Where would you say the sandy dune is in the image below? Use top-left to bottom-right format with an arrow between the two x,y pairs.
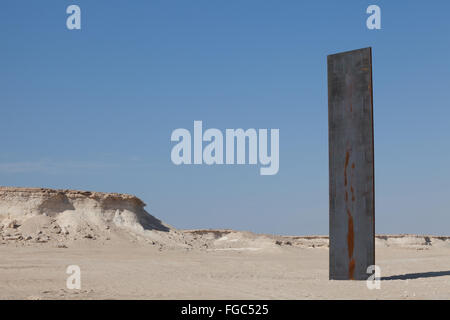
1,187 -> 449,299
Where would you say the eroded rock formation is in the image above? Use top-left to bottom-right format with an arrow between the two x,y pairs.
0,187 -> 172,244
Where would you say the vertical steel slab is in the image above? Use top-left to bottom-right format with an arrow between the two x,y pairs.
328,47 -> 375,280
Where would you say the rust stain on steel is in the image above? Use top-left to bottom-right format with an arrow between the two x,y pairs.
346,209 -> 354,259
345,150 -> 355,279
328,47 -> 375,280
348,258 -> 355,280
344,150 -> 350,186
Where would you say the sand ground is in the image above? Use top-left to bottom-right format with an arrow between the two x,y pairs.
1,241 -> 449,300
0,188 -> 448,299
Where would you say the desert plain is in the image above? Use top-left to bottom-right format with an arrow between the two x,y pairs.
0,187 -> 449,300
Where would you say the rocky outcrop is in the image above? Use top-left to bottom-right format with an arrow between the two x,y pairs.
0,187 -> 172,244
1,187 -> 448,251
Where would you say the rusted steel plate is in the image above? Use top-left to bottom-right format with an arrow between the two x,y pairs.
328,47 -> 375,280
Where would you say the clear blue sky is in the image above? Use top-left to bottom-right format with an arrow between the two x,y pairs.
1,1 -> 449,235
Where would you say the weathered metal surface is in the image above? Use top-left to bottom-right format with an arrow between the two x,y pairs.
328,47 -> 375,280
